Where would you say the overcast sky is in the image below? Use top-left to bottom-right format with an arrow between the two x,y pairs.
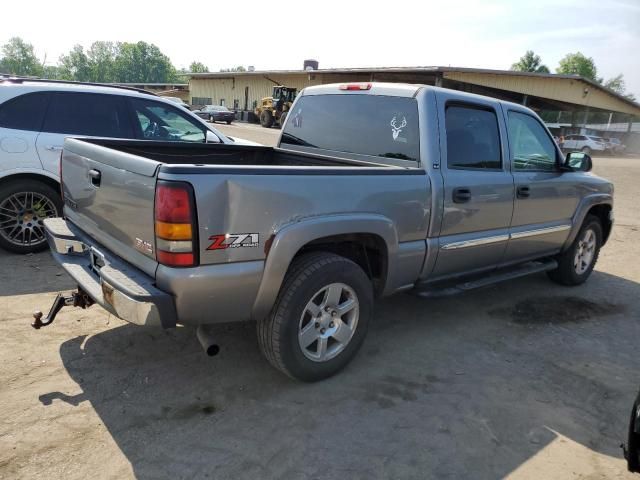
3,0 -> 639,98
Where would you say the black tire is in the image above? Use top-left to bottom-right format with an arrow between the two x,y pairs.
0,180 -> 62,254
581,146 -> 591,155
279,111 -> 288,129
258,252 -> 373,382
260,110 -> 274,128
547,215 -> 602,286
626,391 -> 640,473
209,115 -> 215,123
226,120 -> 232,125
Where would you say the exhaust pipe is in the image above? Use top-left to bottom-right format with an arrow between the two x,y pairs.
196,325 -> 220,357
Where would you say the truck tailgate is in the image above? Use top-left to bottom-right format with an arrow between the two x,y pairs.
61,138 -> 160,276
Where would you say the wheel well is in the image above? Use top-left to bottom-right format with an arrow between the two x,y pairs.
0,173 -> 60,196
587,204 -> 612,244
295,234 -> 388,296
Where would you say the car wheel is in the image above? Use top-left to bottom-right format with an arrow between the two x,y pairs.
226,120 -> 232,125
260,110 -> 274,128
257,252 -> 373,381
279,111 -> 288,129
0,180 -> 62,254
581,146 -> 591,155
626,391 -> 640,473
547,215 -> 602,286
209,115 -> 215,123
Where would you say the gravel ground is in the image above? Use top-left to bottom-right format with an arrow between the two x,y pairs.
0,147 -> 639,479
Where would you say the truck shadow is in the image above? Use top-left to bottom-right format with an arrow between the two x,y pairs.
45,270 -> 639,479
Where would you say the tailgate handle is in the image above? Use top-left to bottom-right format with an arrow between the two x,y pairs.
88,169 -> 101,187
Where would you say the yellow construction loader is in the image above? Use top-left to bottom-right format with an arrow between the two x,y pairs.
255,86 -> 297,128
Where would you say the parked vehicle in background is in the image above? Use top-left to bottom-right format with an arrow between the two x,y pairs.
0,78 -> 255,254
193,105 -> 236,124
562,134 -> 607,155
604,137 -> 626,154
39,83 -> 613,381
162,96 -> 191,110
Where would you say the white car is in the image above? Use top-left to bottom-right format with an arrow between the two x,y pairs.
0,78 -> 257,253
562,134 -> 607,155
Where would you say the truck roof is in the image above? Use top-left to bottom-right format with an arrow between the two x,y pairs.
302,82 -> 422,98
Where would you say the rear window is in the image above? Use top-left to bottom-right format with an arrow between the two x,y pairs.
0,92 -> 50,131
281,94 -> 420,161
42,92 -> 132,138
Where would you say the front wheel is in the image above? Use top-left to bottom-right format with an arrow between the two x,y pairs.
209,115 -> 215,123
260,110 -> 274,128
258,252 -> 373,381
547,215 -> 602,286
0,180 -> 62,254
581,146 -> 592,155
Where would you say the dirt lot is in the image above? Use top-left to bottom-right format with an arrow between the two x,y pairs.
1,144 -> 639,479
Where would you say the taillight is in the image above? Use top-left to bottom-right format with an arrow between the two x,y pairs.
154,181 -> 198,267
339,83 -> 372,91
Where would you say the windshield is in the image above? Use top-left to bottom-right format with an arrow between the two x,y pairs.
281,94 -> 420,161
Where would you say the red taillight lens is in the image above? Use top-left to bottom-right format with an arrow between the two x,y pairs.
339,83 -> 372,91
154,181 -> 197,267
155,184 -> 192,223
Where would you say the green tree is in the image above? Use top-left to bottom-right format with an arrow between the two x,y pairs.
87,41 -> 118,82
510,50 -> 550,73
113,42 -> 177,83
603,73 -> 636,101
556,52 -> 598,81
189,61 -> 208,73
58,45 -> 91,81
220,66 -> 246,72
0,37 -> 43,76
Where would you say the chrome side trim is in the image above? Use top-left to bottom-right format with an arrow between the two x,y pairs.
510,224 -> 571,240
440,224 -> 572,251
441,234 -> 509,250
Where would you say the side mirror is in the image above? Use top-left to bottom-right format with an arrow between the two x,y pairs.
205,130 -> 220,143
564,151 -> 592,172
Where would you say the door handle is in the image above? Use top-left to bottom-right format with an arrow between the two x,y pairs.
517,185 -> 530,199
88,169 -> 101,187
45,145 -> 63,152
452,187 -> 471,203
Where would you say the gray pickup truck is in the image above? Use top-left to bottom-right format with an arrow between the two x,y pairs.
38,82 -> 613,381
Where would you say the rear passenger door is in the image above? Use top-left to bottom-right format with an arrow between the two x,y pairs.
35,92 -> 133,175
431,93 -> 514,279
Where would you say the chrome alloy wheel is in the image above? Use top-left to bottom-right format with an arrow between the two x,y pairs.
574,228 -> 596,275
298,282 -> 360,362
0,192 -> 57,248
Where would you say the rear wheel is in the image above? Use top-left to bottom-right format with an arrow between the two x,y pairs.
0,180 -> 62,254
226,120 -> 232,125
547,215 -> 602,286
260,110 -> 274,128
209,115 -> 215,123
258,252 -> 373,381
581,146 -> 592,155
279,111 -> 288,129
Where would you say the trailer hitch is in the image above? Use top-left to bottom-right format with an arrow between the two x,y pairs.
32,288 -> 94,329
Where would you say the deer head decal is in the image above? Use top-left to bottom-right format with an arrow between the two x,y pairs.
390,115 -> 407,140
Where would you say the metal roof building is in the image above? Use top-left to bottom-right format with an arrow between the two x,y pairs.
188,66 -> 640,128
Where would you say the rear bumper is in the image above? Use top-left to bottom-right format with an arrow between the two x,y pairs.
43,218 -> 177,328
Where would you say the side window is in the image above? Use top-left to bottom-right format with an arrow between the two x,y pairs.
129,98 -> 205,142
42,92 -> 132,138
508,111 -> 557,171
0,92 -> 50,131
445,105 -> 501,169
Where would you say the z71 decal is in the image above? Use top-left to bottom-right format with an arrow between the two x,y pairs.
207,233 -> 259,250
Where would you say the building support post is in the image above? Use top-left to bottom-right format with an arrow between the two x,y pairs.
522,94 -> 528,106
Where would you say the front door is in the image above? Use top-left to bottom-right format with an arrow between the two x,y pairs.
501,107 -> 577,264
431,93 -> 514,279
